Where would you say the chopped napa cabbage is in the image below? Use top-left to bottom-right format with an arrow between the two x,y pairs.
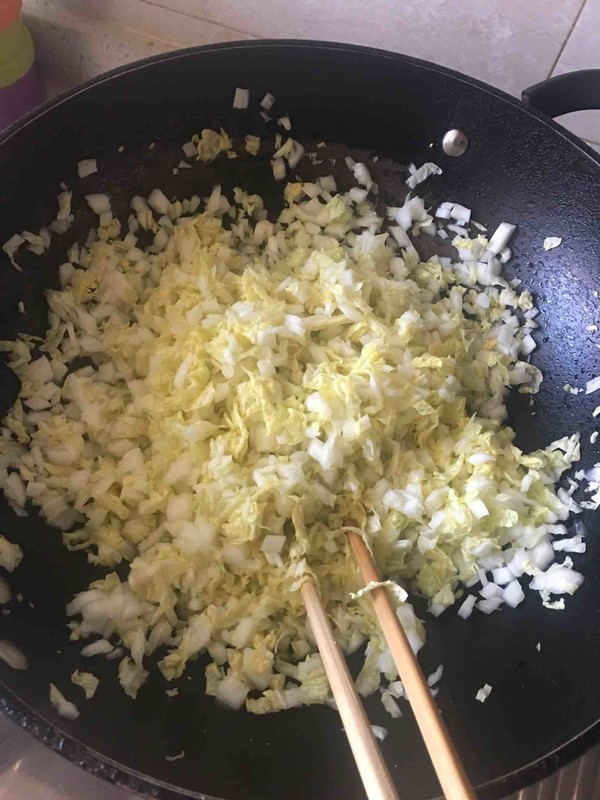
476,683 -> 492,703
543,237 -> 562,251
49,683 -> 80,719
165,750 -> 185,761
0,535 -> 23,572
193,129 -> 233,162
349,580 -> 408,604
71,669 -> 99,699
118,656 -> 148,699
406,162 -> 442,189
371,724 -> 388,741
0,158 -> 585,717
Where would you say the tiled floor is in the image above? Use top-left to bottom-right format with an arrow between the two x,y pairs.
23,0 -> 600,150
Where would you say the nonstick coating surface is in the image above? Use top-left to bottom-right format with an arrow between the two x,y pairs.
1,41 -> 600,800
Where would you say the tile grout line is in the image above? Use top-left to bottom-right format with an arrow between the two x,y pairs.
28,1 -> 258,54
546,0 -> 587,78
137,0 -> 259,40
25,4 -> 187,51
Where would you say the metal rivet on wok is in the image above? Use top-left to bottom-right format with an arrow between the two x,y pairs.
442,129 -> 469,157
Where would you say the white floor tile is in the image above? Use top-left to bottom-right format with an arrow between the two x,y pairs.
553,104 -> 600,146
24,0 -> 173,88
38,0 -> 255,47
23,0 -> 253,91
550,0 -> 600,145
140,0 -> 581,97
552,0 -> 600,73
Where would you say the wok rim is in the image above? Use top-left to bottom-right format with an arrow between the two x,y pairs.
1,37 -> 599,800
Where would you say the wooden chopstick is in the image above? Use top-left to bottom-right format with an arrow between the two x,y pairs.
347,531 -> 476,800
300,579 -> 399,800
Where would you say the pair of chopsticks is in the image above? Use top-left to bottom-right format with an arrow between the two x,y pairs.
300,530 -> 475,800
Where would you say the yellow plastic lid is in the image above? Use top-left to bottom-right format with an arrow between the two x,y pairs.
0,17 -> 35,89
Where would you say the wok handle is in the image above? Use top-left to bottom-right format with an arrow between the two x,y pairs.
522,69 -> 600,117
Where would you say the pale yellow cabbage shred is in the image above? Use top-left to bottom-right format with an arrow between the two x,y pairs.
0,178 -> 580,713
71,669 -> 99,699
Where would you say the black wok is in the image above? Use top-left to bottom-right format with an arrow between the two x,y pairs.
1,41 -> 600,800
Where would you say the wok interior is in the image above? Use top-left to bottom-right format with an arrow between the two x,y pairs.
1,43 -> 600,800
